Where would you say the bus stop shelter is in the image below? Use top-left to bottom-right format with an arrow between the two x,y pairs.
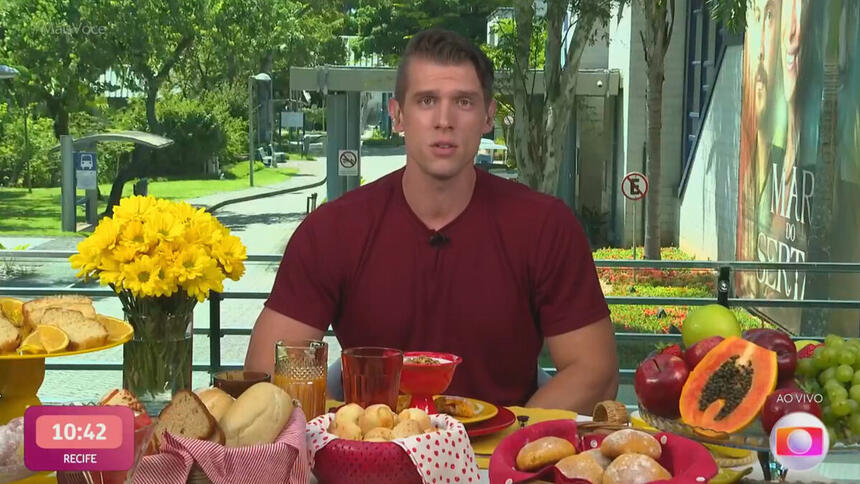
50,131 -> 174,231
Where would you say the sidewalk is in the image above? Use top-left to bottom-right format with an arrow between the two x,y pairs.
186,158 -> 326,209
1,159 -> 326,252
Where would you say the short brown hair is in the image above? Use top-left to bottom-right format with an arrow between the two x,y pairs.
394,28 -> 495,105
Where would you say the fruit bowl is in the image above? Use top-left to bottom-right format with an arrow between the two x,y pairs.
398,352 -> 462,414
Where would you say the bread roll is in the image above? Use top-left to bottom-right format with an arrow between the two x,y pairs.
358,404 -> 396,434
196,387 -> 235,422
580,448 -> 612,469
515,436 -> 577,471
392,419 -> 423,439
599,429 -> 661,460
220,382 -> 293,447
148,391 -> 216,454
602,453 -> 671,484
335,403 -> 364,426
556,454 -> 604,482
398,408 -> 433,432
328,420 -> 362,440
364,427 -> 395,442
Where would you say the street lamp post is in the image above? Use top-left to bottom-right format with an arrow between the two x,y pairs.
0,65 -> 29,193
248,73 -> 271,187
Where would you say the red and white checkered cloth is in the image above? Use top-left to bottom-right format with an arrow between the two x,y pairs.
134,407 -> 309,484
307,412 -> 480,484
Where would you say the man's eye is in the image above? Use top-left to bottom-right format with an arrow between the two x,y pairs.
458,98 -> 473,107
419,97 -> 434,106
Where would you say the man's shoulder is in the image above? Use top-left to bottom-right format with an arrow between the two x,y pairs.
480,170 -> 567,219
301,169 -> 399,229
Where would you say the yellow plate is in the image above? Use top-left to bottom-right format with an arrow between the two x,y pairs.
435,396 -> 499,424
0,315 -> 133,360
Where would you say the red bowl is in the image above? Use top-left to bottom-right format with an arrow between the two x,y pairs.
489,420 -> 719,484
399,352 -> 462,413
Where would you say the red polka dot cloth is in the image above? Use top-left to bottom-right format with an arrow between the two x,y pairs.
307,412 -> 481,484
132,407 -> 310,484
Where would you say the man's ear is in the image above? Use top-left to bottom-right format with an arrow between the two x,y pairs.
388,97 -> 404,133
485,98 -> 497,132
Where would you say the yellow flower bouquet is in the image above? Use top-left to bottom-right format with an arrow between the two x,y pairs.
70,195 -> 246,410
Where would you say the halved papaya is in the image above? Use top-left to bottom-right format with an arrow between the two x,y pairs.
679,336 -> 778,436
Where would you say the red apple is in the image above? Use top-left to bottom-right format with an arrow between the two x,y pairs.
761,389 -> 822,433
684,336 -> 724,369
634,353 -> 690,418
743,328 -> 798,382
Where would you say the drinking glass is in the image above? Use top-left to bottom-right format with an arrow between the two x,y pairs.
274,339 -> 328,419
341,347 -> 403,409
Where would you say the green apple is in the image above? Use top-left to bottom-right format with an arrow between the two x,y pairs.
682,304 -> 742,347
795,340 -> 820,351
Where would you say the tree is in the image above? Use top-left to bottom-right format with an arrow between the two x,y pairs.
351,0 -> 506,65
636,0 -> 676,260
93,0 -> 207,131
176,0 -> 348,93
507,0 -> 615,194
0,0 -> 110,138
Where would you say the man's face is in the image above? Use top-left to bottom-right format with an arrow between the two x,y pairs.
753,0 -> 781,124
781,0 -> 802,103
389,58 -> 495,180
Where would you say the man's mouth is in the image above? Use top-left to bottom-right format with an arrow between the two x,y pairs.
432,142 -> 457,149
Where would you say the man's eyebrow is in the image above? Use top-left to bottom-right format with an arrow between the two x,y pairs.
410,89 -> 481,99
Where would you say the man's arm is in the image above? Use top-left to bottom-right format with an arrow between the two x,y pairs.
526,316 -> 618,414
244,307 -> 325,376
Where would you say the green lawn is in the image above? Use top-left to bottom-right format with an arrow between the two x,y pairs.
0,163 -> 300,235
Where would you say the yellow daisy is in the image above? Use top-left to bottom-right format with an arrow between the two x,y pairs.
122,255 -> 168,298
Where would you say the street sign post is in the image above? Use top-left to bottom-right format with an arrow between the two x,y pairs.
622,171 -> 649,282
74,152 -> 97,190
338,149 -> 359,177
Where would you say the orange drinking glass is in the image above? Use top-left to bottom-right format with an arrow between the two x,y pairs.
274,339 -> 328,419
341,347 -> 403,409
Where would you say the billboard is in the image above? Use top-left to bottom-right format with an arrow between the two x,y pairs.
736,0 -> 860,335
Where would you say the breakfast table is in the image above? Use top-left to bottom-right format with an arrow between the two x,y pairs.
30,402 -> 860,484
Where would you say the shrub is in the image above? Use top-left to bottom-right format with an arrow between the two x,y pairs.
151,95 -> 227,177
0,106 -> 60,188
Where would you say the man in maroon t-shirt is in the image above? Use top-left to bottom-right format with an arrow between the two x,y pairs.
246,29 -> 618,412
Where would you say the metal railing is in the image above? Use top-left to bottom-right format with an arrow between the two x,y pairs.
2,251 -> 859,376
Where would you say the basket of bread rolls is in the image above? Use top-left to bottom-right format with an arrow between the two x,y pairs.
488,419 -> 718,484
131,382 -> 309,484
307,403 -> 480,484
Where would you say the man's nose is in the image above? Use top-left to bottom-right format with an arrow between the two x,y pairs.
435,102 -> 454,129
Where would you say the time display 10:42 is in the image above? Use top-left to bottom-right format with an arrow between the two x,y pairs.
38,415 -> 119,449
25,406 -> 134,471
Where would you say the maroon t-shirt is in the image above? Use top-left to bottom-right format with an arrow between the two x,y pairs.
265,167 -> 609,405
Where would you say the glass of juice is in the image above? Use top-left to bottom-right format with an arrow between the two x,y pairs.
341,347 -> 403,409
274,339 -> 328,419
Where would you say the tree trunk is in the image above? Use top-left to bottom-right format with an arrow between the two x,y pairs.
145,83 -> 160,132
104,148 -> 147,217
510,0 -> 597,196
640,0 -> 675,260
46,97 -> 70,139
644,65 -> 664,260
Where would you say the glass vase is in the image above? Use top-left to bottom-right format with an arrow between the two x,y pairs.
122,307 -> 193,416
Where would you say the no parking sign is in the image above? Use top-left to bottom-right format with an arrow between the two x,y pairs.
622,171 -> 648,201
338,149 -> 359,176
